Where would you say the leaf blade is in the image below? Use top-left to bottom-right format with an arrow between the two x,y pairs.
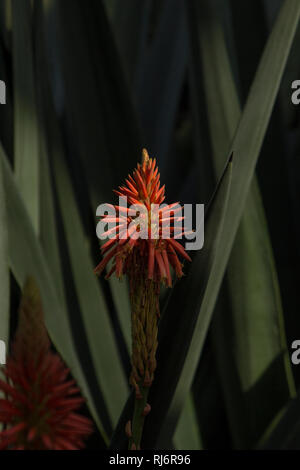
0,147 -> 9,345
0,145 -> 108,443
173,393 -> 203,450
12,0 -> 39,233
195,0 -> 295,446
144,0 -> 300,447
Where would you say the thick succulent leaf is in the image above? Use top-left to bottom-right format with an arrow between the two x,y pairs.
136,0 -> 189,166
0,145 -> 108,443
0,13 -> 12,159
38,1 -> 132,431
193,0 -> 295,447
37,91 -> 112,438
230,1 -> 300,353
263,0 -> 300,126
12,0 -> 39,233
0,1 -> 11,414
104,0 -> 150,83
264,0 -> 300,298
142,157 -> 233,449
49,117 -> 130,428
38,117 -> 65,304
109,277 -> 131,352
33,9 -> 65,302
0,148 -> 9,345
262,393 -> 300,449
0,0 -> 11,49
48,0 -> 141,197
173,393 -> 203,450
143,0 -> 300,448
192,337 -> 232,449
43,0 -> 136,355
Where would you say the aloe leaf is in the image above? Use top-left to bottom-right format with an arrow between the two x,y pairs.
136,0 -> 189,165
173,394 -> 203,450
192,339 -> 232,449
265,0 -> 300,126
36,10 -> 130,420
35,28 -> 130,424
0,149 -> 9,345
262,393 -> 300,449
38,119 -> 65,304
43,0 -> 137,356
0,0 -> 11,51
104,0 -> 150,83
34,11 -> 65,302
143,0 -> 300,448
0,145 -> 108,443
143,157 -> 233,448
193,0 -> 295,447
12,0 -> 39,233
0,7 -> 12,158
49,119 -> 130,428
49,0 -> 140,196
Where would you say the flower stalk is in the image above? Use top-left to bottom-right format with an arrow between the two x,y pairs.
127,249 -> 159,449
128,385 -> 149,450
95,149 -> 191,449
128,249 -> 159,397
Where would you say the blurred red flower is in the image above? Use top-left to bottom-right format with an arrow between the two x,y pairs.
0,278 -> 93,450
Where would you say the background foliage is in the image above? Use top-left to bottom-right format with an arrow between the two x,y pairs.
0,0 -> 300,449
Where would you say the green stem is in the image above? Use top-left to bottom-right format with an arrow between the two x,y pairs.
129,385 -> 149,450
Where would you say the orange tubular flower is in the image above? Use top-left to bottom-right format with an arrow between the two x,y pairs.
0,278 -> 93,450
94,148 -> 191,287
94,149 -> 191,450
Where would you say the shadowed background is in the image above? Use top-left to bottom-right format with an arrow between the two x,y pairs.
0,0 -> 300,450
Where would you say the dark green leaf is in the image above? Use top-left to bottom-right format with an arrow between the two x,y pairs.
12,0 -> 39,233
0,146 -> 9,344
144,157 -> 233,448
173,393 -> 203,450
262,393 -> 300,449
194,0 -> 295,447
0,144 -> 108,443
136,0 -> 188,163
145,0 -> 300,447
